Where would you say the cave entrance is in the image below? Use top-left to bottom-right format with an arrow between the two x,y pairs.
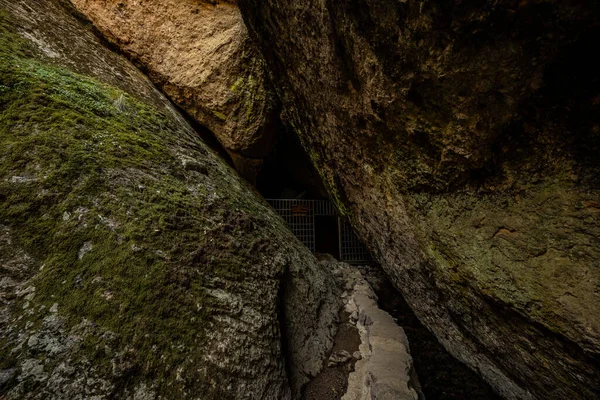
255,126 -> 371,263
266,199 -> 372,264
315,215 -> 339,258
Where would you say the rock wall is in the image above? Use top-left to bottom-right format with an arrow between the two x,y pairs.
0,1 -> 338,398
237,0 -> 600,399
69,0 -> 278,182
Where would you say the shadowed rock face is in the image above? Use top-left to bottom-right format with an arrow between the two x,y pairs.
70,0 -> 278,181
0,0 -> 338,398
237,0 -> 600,398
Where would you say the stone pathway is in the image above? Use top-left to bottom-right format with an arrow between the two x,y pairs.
304,256 -> 423,400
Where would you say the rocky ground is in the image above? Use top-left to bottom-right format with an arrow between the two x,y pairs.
363,266 -> 501,400
305,258 -> 502,400
305,256 -> 423,400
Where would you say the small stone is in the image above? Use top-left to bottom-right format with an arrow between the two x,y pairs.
50,303 -> 59,313
0,277 -> 16,289
27,335 -> 39,348
17,286 -> 35,298
20,359 -> 47,382
182,159 -> 208,174
78,241 -> 93,260
133,383 -> 156,400
328,350 -> 352,367
10,175 -> 36,183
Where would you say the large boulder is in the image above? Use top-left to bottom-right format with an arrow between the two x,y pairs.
0,0 -> 338,398
70,0 -> 278,181
237,0 -> 600,399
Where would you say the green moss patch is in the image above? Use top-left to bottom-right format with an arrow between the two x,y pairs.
0,10 -> 282,397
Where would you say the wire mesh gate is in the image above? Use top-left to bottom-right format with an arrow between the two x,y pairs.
339,219 -> 372,264
267,199 -> 372,264
267,199 -> 316,252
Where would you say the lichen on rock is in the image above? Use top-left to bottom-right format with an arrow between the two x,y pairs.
69,0 -> 279,173
0,1 -> 339,398
238,0 -> 600,398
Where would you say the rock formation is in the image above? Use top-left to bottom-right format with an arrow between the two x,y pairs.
238,0 -> 600,399
338,262 -> 423,400
303,256 -> 423,400
69,0 -> 278,182
0,0 -> 339,398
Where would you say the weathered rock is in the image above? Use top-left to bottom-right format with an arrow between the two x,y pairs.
328,350 -> 352,367
238,0 -> 600,399
69,0 -> 278,169
304,256 -> 422,400
337,262 -> 423,400
343,280 -> 422,400
0,1 -> 338,398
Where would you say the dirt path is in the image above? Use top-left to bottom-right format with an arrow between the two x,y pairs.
303,257 -> 422,400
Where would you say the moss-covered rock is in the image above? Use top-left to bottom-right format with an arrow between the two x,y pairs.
69,0 -> 279,182
0,1 -> 339,398
238,0 -> 600,399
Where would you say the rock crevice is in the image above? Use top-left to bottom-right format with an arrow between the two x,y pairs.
237,0 -> 600,398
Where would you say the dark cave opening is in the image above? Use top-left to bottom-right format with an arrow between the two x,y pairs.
256,124 -> 370,264
315,215 -> 340,259
256,125 -> 328,200
192,117 -> 499,398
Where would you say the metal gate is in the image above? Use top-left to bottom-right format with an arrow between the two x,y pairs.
339,219 -> 372,264
267,199 -> 316,252
267,199 -> 372,264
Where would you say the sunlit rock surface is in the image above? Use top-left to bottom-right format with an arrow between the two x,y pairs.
70,0 -> 278,180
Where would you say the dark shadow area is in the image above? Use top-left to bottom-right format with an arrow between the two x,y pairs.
362,266 -> 501,400
315,216 -> 339,259
174,104 -> 235,169
303,311 -> 360,400
539,25 -> 600,188
256,127 -> 328,199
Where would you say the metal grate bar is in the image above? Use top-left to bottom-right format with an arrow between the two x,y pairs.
339,218 -> 372,264
267,199 -> 315,252
266,199 -> 372,264
314,200 -> 336,216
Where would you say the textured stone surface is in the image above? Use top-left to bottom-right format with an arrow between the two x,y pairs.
69,0 -> 278,163
238,1 -> 600,399
338,262 -> 423,400
0,1 -> 338,398
303,256 -> 423,400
